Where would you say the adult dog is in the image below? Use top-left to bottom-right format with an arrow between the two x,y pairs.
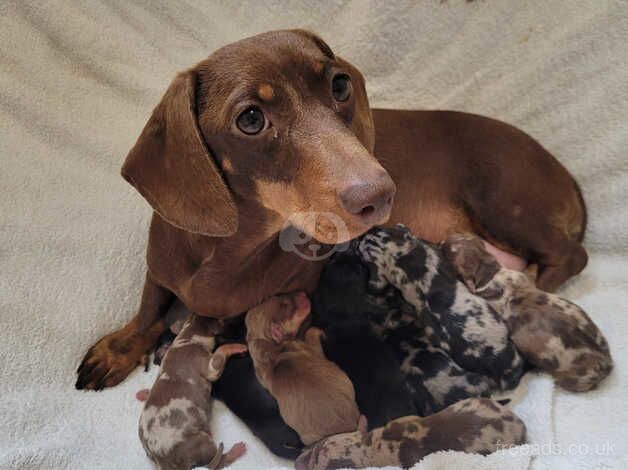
76,29 -> 586,391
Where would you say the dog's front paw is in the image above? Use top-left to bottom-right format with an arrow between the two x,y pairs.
76,329 -> 154,390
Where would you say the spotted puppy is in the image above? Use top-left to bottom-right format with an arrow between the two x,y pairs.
443,233 -> 613,392
139,314 -> 247,470
357,226 -> 525,403
315,245 -> 494,416
295,397 -> 526,470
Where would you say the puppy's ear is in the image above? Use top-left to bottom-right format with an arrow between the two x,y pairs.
463,278 -> 477,293
270,322 -> 284,343
474,257 -> 500,289
121,70 -> 238,236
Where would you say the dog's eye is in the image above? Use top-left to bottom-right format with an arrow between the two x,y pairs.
236,106 -> 266,135
332,74 -> 351,102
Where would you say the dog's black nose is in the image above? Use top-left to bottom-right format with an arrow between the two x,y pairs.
340,171 -> 396,224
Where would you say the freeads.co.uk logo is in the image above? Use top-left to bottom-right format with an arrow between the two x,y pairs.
278,212 -> 350,261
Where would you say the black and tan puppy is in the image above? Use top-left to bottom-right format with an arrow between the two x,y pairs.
443,233 -> 613,392
246,292 -> 362,445
295,397 -> 526,470
138,315 -> 246,470
211,316 -> 304,459
311,247 -> 417,429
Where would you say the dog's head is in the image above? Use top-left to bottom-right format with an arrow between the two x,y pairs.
122,30 -> 395,243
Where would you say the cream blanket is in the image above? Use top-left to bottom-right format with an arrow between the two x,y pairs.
1,1 -> 627,469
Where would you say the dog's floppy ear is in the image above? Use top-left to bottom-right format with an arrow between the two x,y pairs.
121,70 -> 238,236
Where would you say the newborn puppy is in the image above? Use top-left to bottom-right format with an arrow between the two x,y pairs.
139,315 -> 247,470
385,321 -> 498,416
358,225 -> 525,391
443,233 -> 613,392
246,292 -> 362,445
211,316 -> 304,459
295,397 -> 526,470
312,247 -> 417,428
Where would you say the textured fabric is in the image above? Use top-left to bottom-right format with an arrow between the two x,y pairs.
1,1 -> 627,469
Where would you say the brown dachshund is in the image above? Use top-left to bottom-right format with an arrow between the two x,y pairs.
76,29 -> 587,391
245,292 -> 362,445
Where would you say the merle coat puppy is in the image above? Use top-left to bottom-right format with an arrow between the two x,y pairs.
210,316 -> 304,459
358,226 -> 525,403
311,247 -> 417,428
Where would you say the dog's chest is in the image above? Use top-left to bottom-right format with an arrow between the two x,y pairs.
182,243 -> 324,317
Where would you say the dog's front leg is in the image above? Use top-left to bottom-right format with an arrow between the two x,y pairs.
76,272 -> 173,390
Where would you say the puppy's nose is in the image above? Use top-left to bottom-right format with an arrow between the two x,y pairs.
340,171 -> 396,224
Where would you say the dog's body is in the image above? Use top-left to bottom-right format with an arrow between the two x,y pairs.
76,30 -> 587,394
294,397 -> 526,470
138,315 -> 246,470
246,293 -> 362,445
443,233 -> 612,392
312,248 -> 417,428
357,226 -> 525,400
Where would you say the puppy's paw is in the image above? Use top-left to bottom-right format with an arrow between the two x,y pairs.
225,442 -> 247,461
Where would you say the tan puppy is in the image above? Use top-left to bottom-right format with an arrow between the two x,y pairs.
295,397 -> 526,470
139,315 -> 247,470
442,233 -> 613,392
246,292 -> 362,445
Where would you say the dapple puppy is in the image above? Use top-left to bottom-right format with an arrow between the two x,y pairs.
139,315 -> 246,470
246,292 -> 362,445
295,397 -> 526,470
314,245 -> 493,417
442,233 -> 613,392
358,226 -> 525,391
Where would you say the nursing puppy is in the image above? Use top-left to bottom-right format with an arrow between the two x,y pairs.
384,321 -> 498,416
139,315 -> 246,470
211,316 -> 304,459
312,247 -> 417,428
358,226 -> 525,391
295,397 -> 526,470
443,233 -> 613,392
246,292 -> 362,445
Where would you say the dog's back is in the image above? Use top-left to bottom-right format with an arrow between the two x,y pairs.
271,341 -> 361,445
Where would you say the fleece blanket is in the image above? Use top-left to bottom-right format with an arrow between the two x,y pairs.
1,1 -> 627,469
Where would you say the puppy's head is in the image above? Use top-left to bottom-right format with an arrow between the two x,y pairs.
441,233 -> 501,292
122,30 -> 395,242
246,292 -> 311,343
312,247 -> 371,324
